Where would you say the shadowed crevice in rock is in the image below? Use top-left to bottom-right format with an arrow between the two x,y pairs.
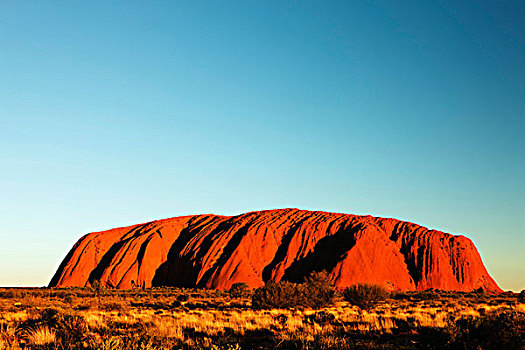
87,239 -> 129,286
281,223 -> 361,283
389,221 -> 421,287
151,217 -> 215,287
197,223 -> 251,288
261,212 -> 318,282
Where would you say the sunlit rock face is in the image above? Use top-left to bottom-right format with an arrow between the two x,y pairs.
49,208 -> 501,293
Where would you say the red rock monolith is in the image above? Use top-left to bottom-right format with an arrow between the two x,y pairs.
49,209 -> 501,293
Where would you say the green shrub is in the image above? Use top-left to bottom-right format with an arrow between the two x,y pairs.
252,281 -> 303,309
252,271 -> 335,309
304,310 -> 336,325
519,290 -> 525,303
63,293 -> 76,304
342,283 -> 389,310
176,294 -> 190,302
302,271 -> 335,309
0,289 -> 20,299
41,308 -> 87,344
436,310 -> 525,349
100,301 -> 124,311
228,283 -> 251,298
91,280 -> 107,297
416,290 -> 440,301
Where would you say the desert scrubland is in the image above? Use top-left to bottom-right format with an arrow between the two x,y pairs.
0,283 -> 523,350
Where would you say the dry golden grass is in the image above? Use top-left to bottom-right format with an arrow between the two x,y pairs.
0,287 -> 523,349
24,326 -> 56,345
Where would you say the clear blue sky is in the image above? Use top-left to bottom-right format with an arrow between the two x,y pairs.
1,1 -> 523,291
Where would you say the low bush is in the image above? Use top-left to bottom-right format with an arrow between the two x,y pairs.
228,283 -> 251,298
252,271 -> 335,309
19,308 -> 87,347
420,310 -> 525,349
416,290 -> 440,301
100,301 -> 125,311
43,308 -> 87,344
304,311 -> 336,325
176,294 -> 190,302
302,271 -> 336,309
449,310 -> 524,349
342,283 -> 389,310
0,290 -> 20,299
252,281 -> 303,309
